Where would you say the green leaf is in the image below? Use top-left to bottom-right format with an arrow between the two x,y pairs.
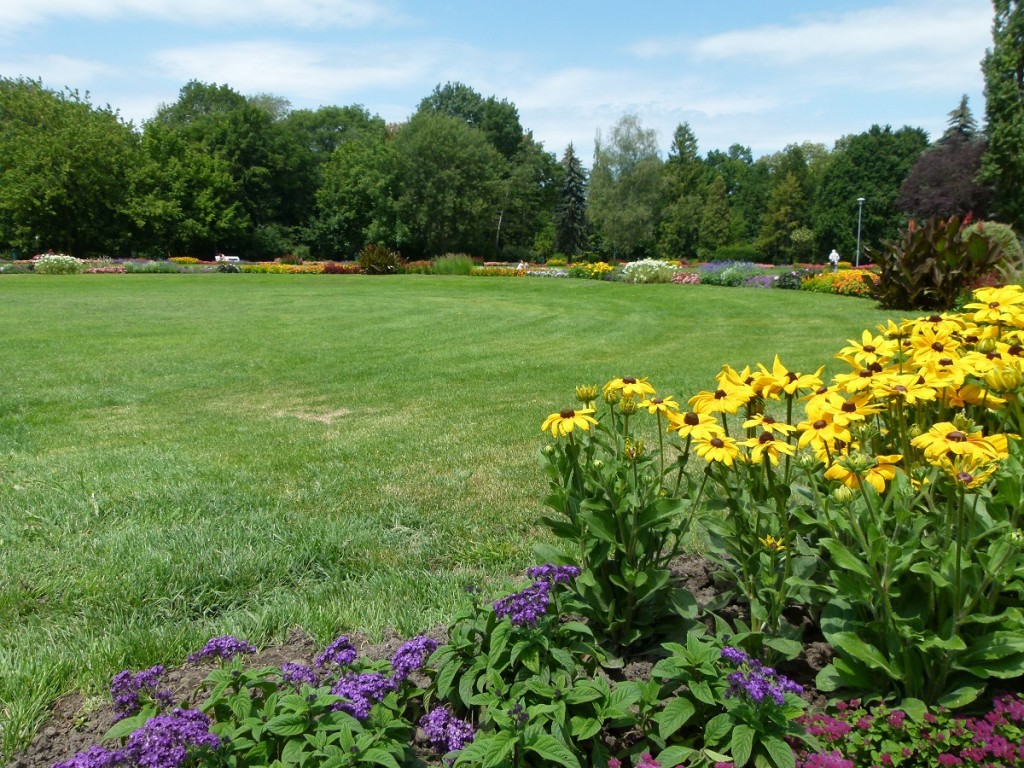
704,712 -> 732,745
656,696 -> 696,741
937,683 -> 984,709
524,732 -> 581,768
488,618 -> 513,660
362,747 -> 402,768
570,715 -> 603,740
821,539 -> 872,579
655,745 -> 697,768
102,708 -> 155,741
731,724 -> 754,767
265,712 -> 307,737
829,632 -> 894,674
763,736 -> 796,768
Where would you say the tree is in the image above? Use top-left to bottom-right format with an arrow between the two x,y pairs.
813,125 -> 929,259
705,144 -> 766,242
145,81 -> 298,257
417,82 -> 523,161
554,143 -> 588,257
898,96 -> 992,219
657,122 -> 707,260
757,172 -> 809,263
981,1 -> 1024,229
590,114 -> 664,260
698,174 -> 732,257
309,121 -> 396,259
0,78 -> 138,257
391,113 -> 505,257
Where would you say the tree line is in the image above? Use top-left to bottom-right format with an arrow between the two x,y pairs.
2,1 -> 1020,265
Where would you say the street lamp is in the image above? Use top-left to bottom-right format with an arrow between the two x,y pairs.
855,197 -> 865,268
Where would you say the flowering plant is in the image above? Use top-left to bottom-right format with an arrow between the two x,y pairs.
617,259 -> 680,284
33,253 -> 84,274
538,380 -> 699,652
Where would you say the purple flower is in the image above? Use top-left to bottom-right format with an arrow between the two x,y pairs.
390,635 -> 438,683
493,581 -> 550,626
797,751 -> 855,768
315,635 -> 358,668
121,708 -> 220,768
53,746 -> 126,768
187,635 -> 255,664
636,753 -> 661,768
721,648 -> 802,706
330,671 -> 395,720
526,564 -> 581,585
280,662 -> 319,688
110,665 -> 174,721
420,706 -> 476,753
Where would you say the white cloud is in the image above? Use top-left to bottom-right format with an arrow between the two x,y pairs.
0,54 -> 120,89
633,0 -> 991,93
0,0 -> 400,29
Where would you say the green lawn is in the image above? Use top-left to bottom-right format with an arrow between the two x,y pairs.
0,274 -> 900,755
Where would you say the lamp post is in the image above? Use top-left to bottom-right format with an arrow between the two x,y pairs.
855,197 -> 865,268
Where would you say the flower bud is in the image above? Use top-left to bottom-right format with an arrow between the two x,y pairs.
906,423 -> 923,439
591,459 -> 604,470
619,396 -> 638,415
833,485 -> 855,503
603,388 -> 622,405
541,444 -> 555,456
575,384 -> 598,406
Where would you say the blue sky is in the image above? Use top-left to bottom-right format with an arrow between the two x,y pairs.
0,0 -> 993,163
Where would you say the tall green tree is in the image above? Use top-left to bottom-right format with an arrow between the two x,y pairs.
590,114 -> 664,260
813,125 -> 929,260
982,0 -> 1024,228
392,113 -> 505,257
657,122 -> 707,260
309,121 -> 396,259
698,174 -> 732,257
757,172 -> 809,263
554,143 -> 588,257
0,78 -> 138,257
417,82 -> 524,161
705,144 -> 766,242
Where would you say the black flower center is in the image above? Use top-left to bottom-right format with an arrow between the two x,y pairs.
622,376 -> 636,384
684,412 -> 700,426
946,431 -> 967,442
711,438 -> 725,448
813,419 -> 827,430
559,409 -> 575,419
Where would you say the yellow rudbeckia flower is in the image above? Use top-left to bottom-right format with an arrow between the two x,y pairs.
541,407 -> 598,438
639,395 -> 680,415
666,410 -> 721,441
694,433 -> 742,466
824,454 -> 902,493
742,431 -> 796,465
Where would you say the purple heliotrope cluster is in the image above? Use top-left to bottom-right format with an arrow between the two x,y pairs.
419,706 -> 475,753
186,635 -> 256,664
493,563 -> 579,627
391,635 -> 438,683
314,634 -> 357,668
280,662 -> 319,688
720,646 -> 803,706
54,709 -> 219,768
110,665 -> 173,721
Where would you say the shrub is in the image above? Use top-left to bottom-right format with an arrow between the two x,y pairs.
216,263 -> 241,273
33,253 -> 84,274
963,220 -> 1023,266
867,216 -> 1006,310
402,260 -> 432,274
618,258 -> 679,284
124,260 -> 182,273
470,267 -> 519,276
743,275 -> 777,289
546,256 -> 568,267
776,269 -> 813,290
698,260 -> 758,287
321,261 -> 360,275
431,253 -> 476,275
672,271 -> 700,285
801,269 -> 877,297
795,694 -> 1024,767
358,243 -> 402,275
568,262 -> 614,280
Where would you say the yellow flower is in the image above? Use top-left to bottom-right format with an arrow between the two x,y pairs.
837,330 -> 898,368
742,431 -> 796,465
870,372 -> 937,405
910,422 -> 1001,463
965,285 -> 1024,325
796,412 -> 851,452
759,535 -> 786,552
940,383 -> 1005,410
751,356 -> 823,399
575,384 -> 598,406
742,413 -> 796,435
819,391 -> 884,426
909,326 -> 961,367
933,452 -> 1001,488
639,395 -> 680,415
541,407 -> 598,437
832,362 -> 887,393
666,410 -> 721,441
694,433 -> 742,466
603,376 -> 656,400
824,454 -> 902,493
689,386 -> 752,415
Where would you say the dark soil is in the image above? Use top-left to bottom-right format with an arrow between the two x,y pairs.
5,556 -> 833,768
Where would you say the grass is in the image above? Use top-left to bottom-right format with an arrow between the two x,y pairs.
0,274 -> 900,756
